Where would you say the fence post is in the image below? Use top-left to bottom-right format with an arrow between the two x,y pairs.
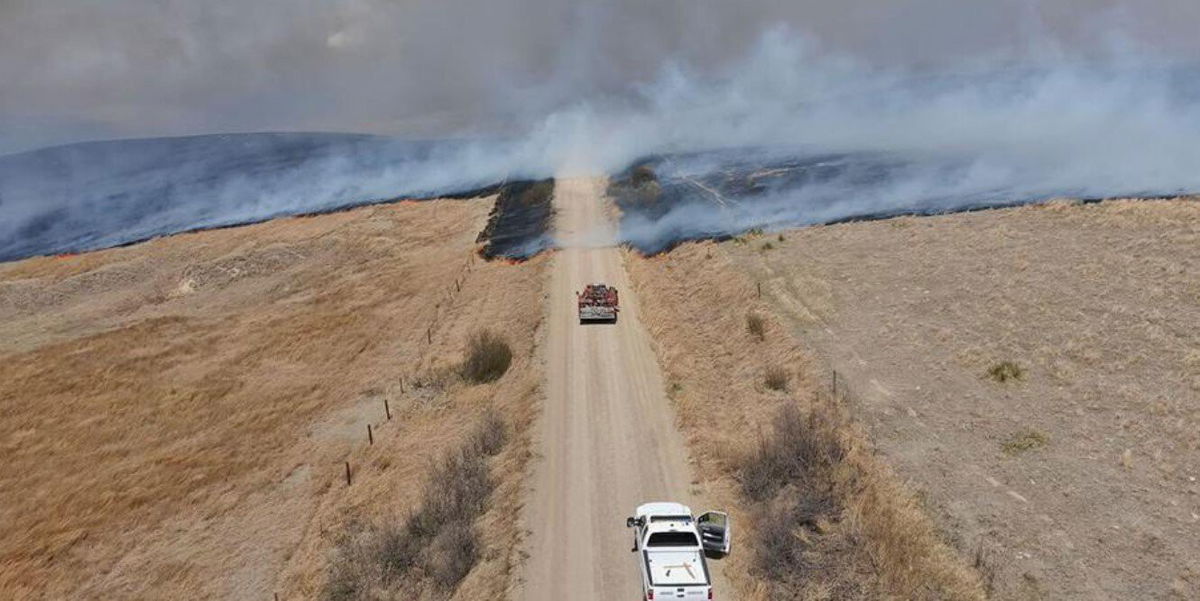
368,424 -> 374,445
345,461 -> 352,486
384,397 -> 391,420
832,369 -> 838,399
757,282 -> 762,298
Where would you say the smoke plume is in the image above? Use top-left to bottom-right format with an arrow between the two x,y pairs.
2,1 -> 1199,259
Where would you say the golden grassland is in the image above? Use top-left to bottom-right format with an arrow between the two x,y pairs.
0,199 -> 547,600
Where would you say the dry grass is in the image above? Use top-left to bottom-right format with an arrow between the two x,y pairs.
1002,429 -> 1049,455
742,399 -> 987,600
627,241 -> 986,601
324,415 -> 509,601
0,198 -> 548,600
720,198 -> 1200,600
742,404 -> 868,597
746,312 -> 766,340
763,365 -> 790,391
740,404 -> 843,504
470,409 -> 509,457
461,330 -> 513,384
986,360 -> 1024,383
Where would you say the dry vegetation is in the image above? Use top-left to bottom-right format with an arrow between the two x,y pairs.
986,361 -> 1025,383
460,331 -> 514,384
0,198 -> 548,600
746,312 -> 766,340
719,198 -> 1200,599
324,412 -> 509,601
1001,429 -> 1049,456
762,365 -> 790,391
627,243 -> 986,601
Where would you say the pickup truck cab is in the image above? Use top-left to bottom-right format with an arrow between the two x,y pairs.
626,502 -> 732,600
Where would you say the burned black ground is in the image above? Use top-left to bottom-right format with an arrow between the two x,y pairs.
608,148 -> 1196,254
475,180 -> 555,260
0,133 -> 522,262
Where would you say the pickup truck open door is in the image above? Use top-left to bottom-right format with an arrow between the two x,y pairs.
697,511 -> 731,558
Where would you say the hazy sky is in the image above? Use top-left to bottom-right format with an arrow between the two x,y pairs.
3,0 -> 1199,154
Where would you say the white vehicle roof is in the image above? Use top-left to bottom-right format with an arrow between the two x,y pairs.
635,501 -> 692,518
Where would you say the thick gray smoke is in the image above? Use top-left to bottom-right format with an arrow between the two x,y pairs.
2,1 -> 1199,258
6,0 -> 1200,153
545,31 -> 1200,249
0,135 -> 551,260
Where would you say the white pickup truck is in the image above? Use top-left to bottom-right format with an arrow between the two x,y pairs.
626,502 -> 731,600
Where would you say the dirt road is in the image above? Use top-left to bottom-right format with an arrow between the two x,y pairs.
518,178 -> 720,600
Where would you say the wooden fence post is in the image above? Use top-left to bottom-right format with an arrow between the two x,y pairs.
345,461 -> 352,486
368,424 -> 374,445
384,397 -> 391,420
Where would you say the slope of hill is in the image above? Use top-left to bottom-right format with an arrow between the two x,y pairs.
0,198 -> 548,600
708,198 -> 1198,599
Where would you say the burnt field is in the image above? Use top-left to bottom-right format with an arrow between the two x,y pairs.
5,133 -> 1200,265
475,180 -> 555,260
0,133 -> 547,262
609,148 -> 1199,254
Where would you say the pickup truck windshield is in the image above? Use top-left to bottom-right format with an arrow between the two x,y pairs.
647,532 -> 700,547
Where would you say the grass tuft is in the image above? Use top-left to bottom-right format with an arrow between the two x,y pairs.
469,409 -> 509,457
763,365 -> 790,391
985,360 -> 1024,382
1002,429 -> 1048,455
461,330 -> 513,384
746,312 -> 766,341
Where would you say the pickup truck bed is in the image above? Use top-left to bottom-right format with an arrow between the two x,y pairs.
644,548 -> 709,587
